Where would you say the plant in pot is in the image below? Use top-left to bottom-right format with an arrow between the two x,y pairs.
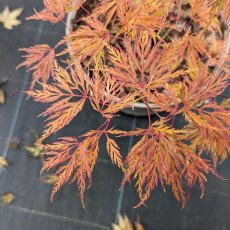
18,0 -> 230,208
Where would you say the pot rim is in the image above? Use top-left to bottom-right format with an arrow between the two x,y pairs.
66,10 -> 161,109
65,9 -> 230,110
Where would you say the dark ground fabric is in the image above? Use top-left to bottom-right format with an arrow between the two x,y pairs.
0,1 -> 229,229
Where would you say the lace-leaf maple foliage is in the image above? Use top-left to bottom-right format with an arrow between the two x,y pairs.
18,0 -> 230,208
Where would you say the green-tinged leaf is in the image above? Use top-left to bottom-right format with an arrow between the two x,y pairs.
40,174 -> 59,185
21,145 -> 44,158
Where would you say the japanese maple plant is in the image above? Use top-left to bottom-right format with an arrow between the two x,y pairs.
18,0 -> 230,208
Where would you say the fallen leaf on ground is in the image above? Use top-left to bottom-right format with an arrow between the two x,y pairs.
9,138 -> 21,149
0,6 -> 23,30
0,89 -> 5,104
40,174 -> 58,185
29,130 -> 40,139
21,145 -> 44,158
0,156 -> 8,169
112,215 -> 144,230
1,193 -> 15,204
135,222 -> 144,230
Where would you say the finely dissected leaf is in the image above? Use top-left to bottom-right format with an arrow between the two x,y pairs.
106,136 -> 124,170
221,0 -> 230,20
121,121 -> 216,207
0,156 -> 8,169
18,0 -> 230,209
26,63 -> 89,142
66,17 -> 110,62
90,72 -> 139,117
184,103 -> 230,166
28,0 -> 65,23
92,0 -> 117,25
190,0 -> 221,33
116,0 -> 172,39
1,193 -> 15,205
65,0 -> 87,11
0,6 -> 23,30
40,174 -> 59,185
17,44 -> 56,88
178,70 -> 229,110
42,135 -> 100,208
107,129 -> 126,135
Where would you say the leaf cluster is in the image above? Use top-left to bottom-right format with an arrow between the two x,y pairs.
18,0 -> 230,208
